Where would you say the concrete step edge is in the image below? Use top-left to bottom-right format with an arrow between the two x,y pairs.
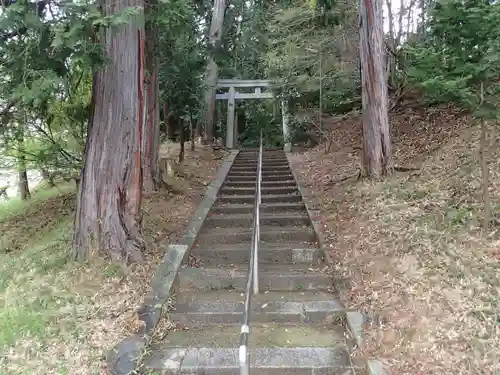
197,226 -> 315,236
211,203 -> 307,214
219,193 -> 301,199
206,213 -> 309,220
172,298 -> 345,315
145,347 -> 352,372
223,181 -> 296,186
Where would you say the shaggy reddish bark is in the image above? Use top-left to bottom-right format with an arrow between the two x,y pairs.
143,0 -> 160,192
359,0 -> 393,178
72,0 -> 146,262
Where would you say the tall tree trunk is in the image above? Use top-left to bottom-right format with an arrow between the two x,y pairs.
18,166 -> 30,200
419,0 -> 425,36
396,0 -> 405,47
359,0 -> 392,178
163,103 -> 169,137
72,0 -> 146,263
384,0 -> 396,87
40,168 -> 56,188
195,116 -> 202,139
202,0 -> 226,144
179,120 -> 185,163
189,113 -> 195,151
143,0 -> 160,192
166,105 -> 176,141
17,118 -> 30,200
479,83 -> 490,229
169,116 -> 180,141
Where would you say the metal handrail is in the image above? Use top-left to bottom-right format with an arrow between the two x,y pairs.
239,131 -> 263,375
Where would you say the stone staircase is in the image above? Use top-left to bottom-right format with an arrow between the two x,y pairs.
144,149 -> 359,374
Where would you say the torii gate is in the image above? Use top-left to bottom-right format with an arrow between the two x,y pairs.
215,79 -> 291,152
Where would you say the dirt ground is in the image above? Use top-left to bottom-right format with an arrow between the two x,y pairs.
0,142 -> 226,375
290,105 -> 500,375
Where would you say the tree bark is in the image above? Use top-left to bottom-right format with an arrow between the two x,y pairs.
18,164 -> 30,200
479,83 -> 490,229
384,0 -> 396,87
419,0 -> 425,36
179,120 -> 185,163
396,0 -> 405,48
202,0 -> 226,144
189,113 -> 195,151
195,116 -> 202,139
17,118 -> 30,200
143,0 -> 160,192
72,0 -> 146,263
41,168 -> 56,187
359,0 -> 393,178
165,105 -> 176,141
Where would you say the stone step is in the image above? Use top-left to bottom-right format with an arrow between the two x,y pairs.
197,226 -> 316,245
261,167 -> 291,173
227,171 -> 258,177
229,166 -> 289,173
149,322 -> 346,348
145,347 -> 355,375
230,162 -> 290,168
229,166 -> 258,171
226,171 -> 293,179
228,167 -> 291,175
219,186 -> 298,196
224,180 -> 296,188
190,243 -> 322,264
231,163 -> 289,170
178,264 -> 331,292
263,186 -> 297,194
261,170 -> 293,177
218,193 -> 302,204
204,213 -> 311,228
234,156 -> 287,161
233,159 -> 288,164
224,175 -> 257,182
261,174 -> 294,182
171,290 -> 344,327
219,186 -> 256,195
211,202 -> 306,215
236,153 -> 286,157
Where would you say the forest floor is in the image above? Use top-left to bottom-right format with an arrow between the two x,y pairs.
0,142 -> 225,375
290,104 -> 500,375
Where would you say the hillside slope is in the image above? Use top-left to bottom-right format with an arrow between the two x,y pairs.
0,143 -> 224,375
291,105 -> 499,375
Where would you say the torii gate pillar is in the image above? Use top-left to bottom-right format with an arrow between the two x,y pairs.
281,99 -> 291,152
225,86 -> 236,149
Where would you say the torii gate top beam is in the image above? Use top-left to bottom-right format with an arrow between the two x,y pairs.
216,79 -> 274,100
216,79 -> 272,88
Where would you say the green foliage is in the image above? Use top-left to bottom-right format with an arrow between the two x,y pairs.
265,1 -> 359,115
0,0 -> 101,177
406,0 -> 500,116
156,0 -> 205,126
0,0 -> 141,178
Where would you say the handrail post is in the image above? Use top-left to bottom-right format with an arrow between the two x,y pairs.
239,339 -> 249,375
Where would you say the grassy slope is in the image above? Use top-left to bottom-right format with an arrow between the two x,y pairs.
291,105 -> 499,375
0,144 -> 224,375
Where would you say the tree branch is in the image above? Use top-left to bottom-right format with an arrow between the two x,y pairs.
0,0 -> 50,43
